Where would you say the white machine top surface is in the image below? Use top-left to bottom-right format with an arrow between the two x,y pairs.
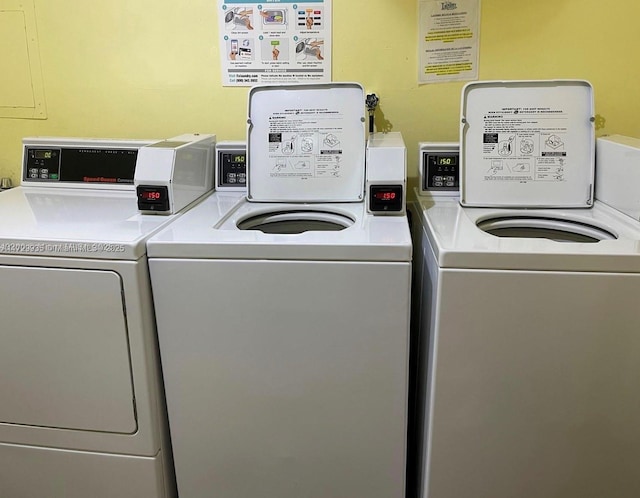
460,80 -> 595,208
247,83 -> 366,203
0,187 -> 197,260
147,194 -> 412,262
413,193 -> 640,272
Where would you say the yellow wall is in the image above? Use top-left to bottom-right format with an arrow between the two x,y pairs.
1,0 -> 639,186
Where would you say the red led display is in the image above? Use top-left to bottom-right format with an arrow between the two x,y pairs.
374,191 -> 397,201
141,190 -> 162,200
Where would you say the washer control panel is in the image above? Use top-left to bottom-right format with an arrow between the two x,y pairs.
216,141 -> 247,191
419,142 -> 460,196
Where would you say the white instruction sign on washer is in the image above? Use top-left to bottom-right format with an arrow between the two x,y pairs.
267,107 -> 344,180
248,83 -> 365,202
481,106 -> 569,184
461,81 -> 594,207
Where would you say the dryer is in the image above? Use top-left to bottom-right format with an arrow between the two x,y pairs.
409,81 -> 640,498
0,136 -> 218,498
147,83 -> 412,498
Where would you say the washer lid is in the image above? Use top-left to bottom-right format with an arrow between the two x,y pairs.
460,80 -> 595,208
247,83 -> 366,203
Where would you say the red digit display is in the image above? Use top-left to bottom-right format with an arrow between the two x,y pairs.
142,190 -> 162,200
374,191 -> 396,201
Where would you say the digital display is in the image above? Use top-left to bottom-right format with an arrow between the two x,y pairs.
137,185 -> 170,212
374,191 -> 397,201
35,150 -> 53,159
436,155 -> 457,166
369,185 -> 403,213
232,155 -> 245,163
141,190 -> 162,200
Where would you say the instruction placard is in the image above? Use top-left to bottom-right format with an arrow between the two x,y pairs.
247,84 -> 365,202
218,0 -> 332,86
266,107 -> 346,181
419,0 -> 480,84
461,82 -> 595,207
481,108 -> 570,183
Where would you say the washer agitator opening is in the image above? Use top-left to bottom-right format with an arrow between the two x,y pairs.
477,214 -> 617,242
237,209 -> 355,234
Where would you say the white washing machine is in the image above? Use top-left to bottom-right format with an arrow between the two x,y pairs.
409,81 -> 640,498
0,136 -> 218,498
147,83 -> 412,498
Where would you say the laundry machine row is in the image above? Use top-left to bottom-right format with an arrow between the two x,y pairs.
146,83 -> 413,498
0,134 -> 227,498
409,80 -> 640,498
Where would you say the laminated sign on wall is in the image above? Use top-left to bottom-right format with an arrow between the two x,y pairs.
218,0 -> 332,86
418,0 -> 480,84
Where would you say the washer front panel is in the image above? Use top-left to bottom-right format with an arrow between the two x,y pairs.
426,267 -> 640,498
150,258 -> 410,498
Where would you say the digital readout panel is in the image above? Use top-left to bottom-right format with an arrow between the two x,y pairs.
24,147 -> 138,184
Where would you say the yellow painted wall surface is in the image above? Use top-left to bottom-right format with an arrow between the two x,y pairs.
0,0 -> 639,185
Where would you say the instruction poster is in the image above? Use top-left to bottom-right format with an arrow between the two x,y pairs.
247,85 -> 364,201
481,108 -> 570,183
218,0 -> 332,86
418,0 -> 480,84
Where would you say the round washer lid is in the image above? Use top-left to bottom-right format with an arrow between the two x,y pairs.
460,80 -> 595,208
246,83 -> 366,203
